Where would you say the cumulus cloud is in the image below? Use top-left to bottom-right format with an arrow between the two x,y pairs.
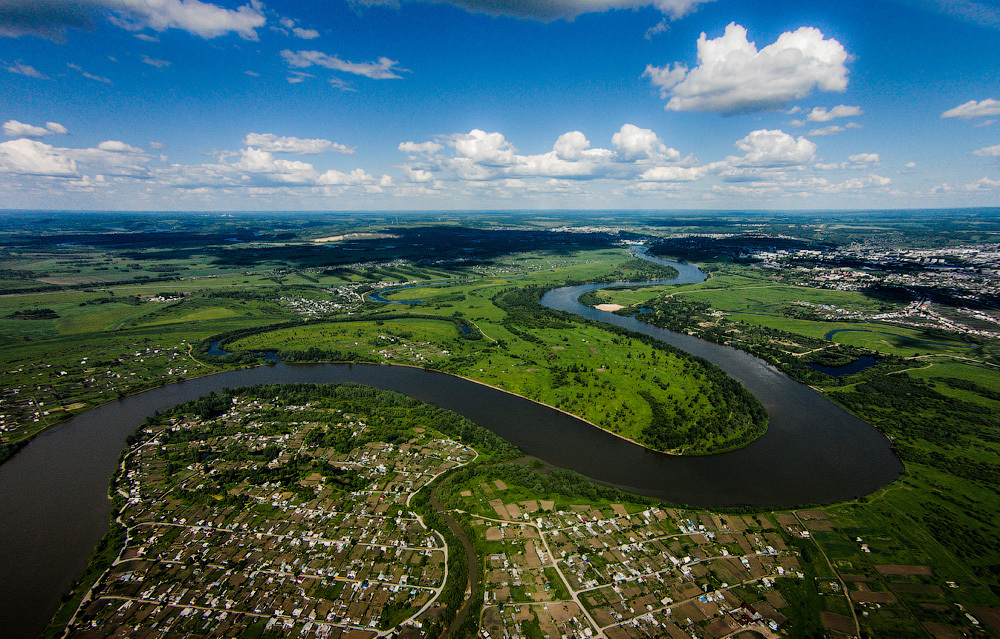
451,129 -> 516,166
404,166 -> 434,182
243,133 -> 354,155
942,99 -> 1000,119
805,105 -> 862,122
97,140 -> 144,153
962,176 -> 1000,190
729,129 -> 816,167
848,153 -> 879,165
0,0 -> 265,40
281,50 -> 406,79
150,141 -> 384,192
5,62 -> 48,78
400,124 -> 686,184
399,140 -> 443,154
0,138 -> 78,176
815,152 -> 880,171
639,165 -> 708,181
645,23 -> 850,115
974,144 -> 1000,157
612,123 -> 674,160
348,0 -> 715,22
553,131 -> 590,160
3,120 -> 69,137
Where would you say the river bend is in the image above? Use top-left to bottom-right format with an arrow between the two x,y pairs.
0,252 -> 902,638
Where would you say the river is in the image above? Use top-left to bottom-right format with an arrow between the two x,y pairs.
0,252 -> 901,638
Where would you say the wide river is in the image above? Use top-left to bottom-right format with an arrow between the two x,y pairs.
0,251 -> 902,638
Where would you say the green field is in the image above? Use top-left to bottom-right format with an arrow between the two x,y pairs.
230,264 -> 766,454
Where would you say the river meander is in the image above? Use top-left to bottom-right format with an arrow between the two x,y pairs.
0,252 -> 902,638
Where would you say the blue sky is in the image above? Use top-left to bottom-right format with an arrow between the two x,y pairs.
1,0 -> 999,210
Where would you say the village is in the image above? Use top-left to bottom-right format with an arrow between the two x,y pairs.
65,395 -> 477,638
462,486 -> 802,639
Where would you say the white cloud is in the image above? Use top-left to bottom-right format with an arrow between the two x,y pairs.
508,151 -> 604,178
815,152 -> 880,171
152,142 -> 378,192
639,165 -> 708,181
973,144 -> 1000,157
293,27 -> 318,39
848,153 -> 879,164
82,71 -> 112,83
281,50 -> 406,79
141,54 -> 171,68
452,129 -> 516,166
3,120 -> 69,137
243,133 -> 354,155
236,147 -> 313,178
97,140 -> 145,153
645,19 -> 669,39
64,142 -> 153,177
349,0 -> 715,22
68,63 -> 112,83
612,124 -> 675,160
942,99 -> 1000,119
5,62 -> 48,78
0,139 -> 78,176
806,105 -> 862,122
730,129 -> 816,167
317,168 -> 375,186
67,174 -> 110,191
553,131 -> 590,160
399,141 -> 443,154
962,177 -> 1000,190
848,174 -> 890,188
807,125 -> 845,136
402,125 -> 685,184
646,23 -> 850,115
404,167 -> 435,182
109,0 -> 265,40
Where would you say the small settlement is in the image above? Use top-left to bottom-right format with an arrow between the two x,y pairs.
66,394 -> 475,638
468,493 -> 797,639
